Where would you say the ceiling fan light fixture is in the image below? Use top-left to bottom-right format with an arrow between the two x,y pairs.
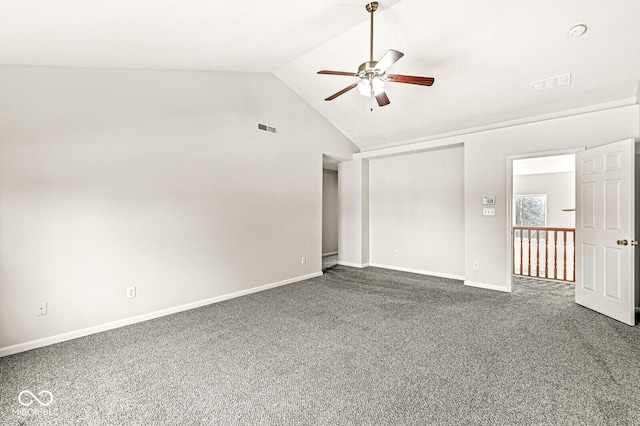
371,77 -> 385,94
317,2 -> 434,107
357,80 -> 372,96
356,78 -> 385,97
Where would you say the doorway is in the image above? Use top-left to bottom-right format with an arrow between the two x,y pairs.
508,140 -> 637,326
322,156 -> 339,271
511,154 -> 576,284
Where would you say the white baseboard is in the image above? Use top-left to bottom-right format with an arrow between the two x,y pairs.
464,280 -> 512,293
322,251 -> 338,257
369,263 -> 465,281
0,272 -> 322,358
336,261 -> 369,268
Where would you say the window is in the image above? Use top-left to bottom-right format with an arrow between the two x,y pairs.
514,194 -> 546,227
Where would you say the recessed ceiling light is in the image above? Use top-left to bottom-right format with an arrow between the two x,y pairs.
569,23 -> 587,37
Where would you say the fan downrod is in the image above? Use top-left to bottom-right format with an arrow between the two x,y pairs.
365,2 -> 378,62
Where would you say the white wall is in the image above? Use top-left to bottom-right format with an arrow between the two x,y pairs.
513,171 -> 575,228
344,104 -> 639,291
464,105 -> 639,290
322,169 -> 338,255
369,146 -> 465,278
0,66 -> 357,353
361,160 -> 370,266
338,158 -> 369,267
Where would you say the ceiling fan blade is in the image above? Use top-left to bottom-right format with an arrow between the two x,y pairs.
325,83 -> 358,101
375,91 -> 390,107
318,70 -> 358,77
387,74 -> 435,86
375,49 -> 404,72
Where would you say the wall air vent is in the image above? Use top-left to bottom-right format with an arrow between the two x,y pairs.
530,73 -> 571,92
257,123 -> 277,135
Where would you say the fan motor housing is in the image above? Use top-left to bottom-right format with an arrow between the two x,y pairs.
358,61 -> 378,75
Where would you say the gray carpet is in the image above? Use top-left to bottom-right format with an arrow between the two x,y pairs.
2,266 -> 640,425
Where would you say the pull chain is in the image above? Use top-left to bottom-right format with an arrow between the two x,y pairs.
370,85 -> 374,111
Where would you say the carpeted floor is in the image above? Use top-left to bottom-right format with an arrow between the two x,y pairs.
1,266 -> 639,425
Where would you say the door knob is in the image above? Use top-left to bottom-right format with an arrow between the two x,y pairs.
632,240 -> 639,246
617,239 -> 628,246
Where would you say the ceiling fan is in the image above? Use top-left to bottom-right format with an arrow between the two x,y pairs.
317,2 -> 434,109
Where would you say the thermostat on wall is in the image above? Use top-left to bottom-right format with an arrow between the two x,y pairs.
482,195 -> 495,205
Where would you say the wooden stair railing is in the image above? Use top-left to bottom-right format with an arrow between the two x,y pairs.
513,227 -> 575,282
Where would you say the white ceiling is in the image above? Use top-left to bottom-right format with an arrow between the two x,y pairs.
2,0 -> 639,151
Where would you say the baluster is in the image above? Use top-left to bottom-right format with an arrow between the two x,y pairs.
563,231 -> 567,281
553,230 -> 558,280
527,229 -> 532,276
544,231 -> 549,278
572,231 -> 576,282
519,229 -> 523,276
511,228 -> 517,275
536,231 -> 540,277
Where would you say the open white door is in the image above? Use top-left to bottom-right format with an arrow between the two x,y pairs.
575,138 -> 636,325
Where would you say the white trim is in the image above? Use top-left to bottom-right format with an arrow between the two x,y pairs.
369,263 -> 465,281
356,141 -> 464,160
322,251 -> 338,257
464,280 -> 512,293
337,261 -> 368,268
360,99 -> 637,153
0,272 -> 322,358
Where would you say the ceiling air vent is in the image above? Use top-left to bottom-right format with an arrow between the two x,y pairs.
257,123 -> 277,135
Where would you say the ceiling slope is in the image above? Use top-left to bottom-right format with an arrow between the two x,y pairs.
0,0 -> 401,72
276,0 -> 640,149
1,0 -> 639,150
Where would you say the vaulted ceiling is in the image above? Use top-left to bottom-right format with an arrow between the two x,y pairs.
1,0 -> 639,151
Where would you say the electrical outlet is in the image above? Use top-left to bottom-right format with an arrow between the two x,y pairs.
301,257 -> 306,265
473,261 -> 480,270
126,286 -> 136,299
37,302 -> 47,316
394,250 -> 399,257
